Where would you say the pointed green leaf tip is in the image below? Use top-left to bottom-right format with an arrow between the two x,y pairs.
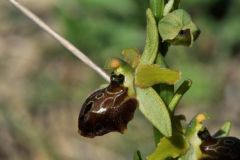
135,64 -> 181,88
136,87 -> 172,137
158,9 -> 200,46
147,133 -> 188,160
140,8 -> 159,65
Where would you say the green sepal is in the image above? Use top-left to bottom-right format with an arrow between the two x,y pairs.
213,121 -> 231,138
133,150 -> 143,160
136,87 -> 172,137
122,48 -> 140,68
135,64 -> 181,88
107,58 -> 136,96
140,9 -> 159,65
180,113 -> 208,160
147,132 -> 188,160
158,9 -> 200,46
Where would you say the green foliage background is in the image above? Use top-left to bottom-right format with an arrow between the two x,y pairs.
0,0 -> 240,159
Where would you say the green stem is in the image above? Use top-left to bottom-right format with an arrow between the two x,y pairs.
153,52 -> 174,144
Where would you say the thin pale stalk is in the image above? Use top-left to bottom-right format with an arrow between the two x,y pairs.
8,0 -> 110,82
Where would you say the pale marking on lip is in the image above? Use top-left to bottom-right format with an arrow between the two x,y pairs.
105,87 -> 124,95
92,107 -> 107,114
95,92 -> 105,100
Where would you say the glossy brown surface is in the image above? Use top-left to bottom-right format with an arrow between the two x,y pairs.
198,128 -> 240,160
78,73 -> 138,138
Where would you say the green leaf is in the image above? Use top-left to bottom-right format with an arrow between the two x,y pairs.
135,64 -> 181,88
140,9 -> 159,65
122,48 -> 140,68
158,9 -> 200,46
133,150 -> 143,160
147,132 -> 188,160
213,121 -> 232,138
136,87 -> 172,137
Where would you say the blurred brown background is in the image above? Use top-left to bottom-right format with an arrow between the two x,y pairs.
1,0 -> 240,159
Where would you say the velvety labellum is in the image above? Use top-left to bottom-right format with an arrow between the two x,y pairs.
78,73 -> 138,138
198,128 -> 240,160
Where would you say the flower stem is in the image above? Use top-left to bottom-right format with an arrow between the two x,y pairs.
149,0 -> 175,144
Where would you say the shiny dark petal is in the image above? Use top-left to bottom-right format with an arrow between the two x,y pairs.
78,97 -> 138,138
198,128 -> 240,160
78,73 -> 138,138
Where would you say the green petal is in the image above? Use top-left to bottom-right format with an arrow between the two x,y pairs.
122,48 -> 140,68
135,64 -> 181,88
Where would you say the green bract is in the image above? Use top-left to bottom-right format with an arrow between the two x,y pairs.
140,9 -> 159,65
168,80 -> 192,112
137,87 -> 172,137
